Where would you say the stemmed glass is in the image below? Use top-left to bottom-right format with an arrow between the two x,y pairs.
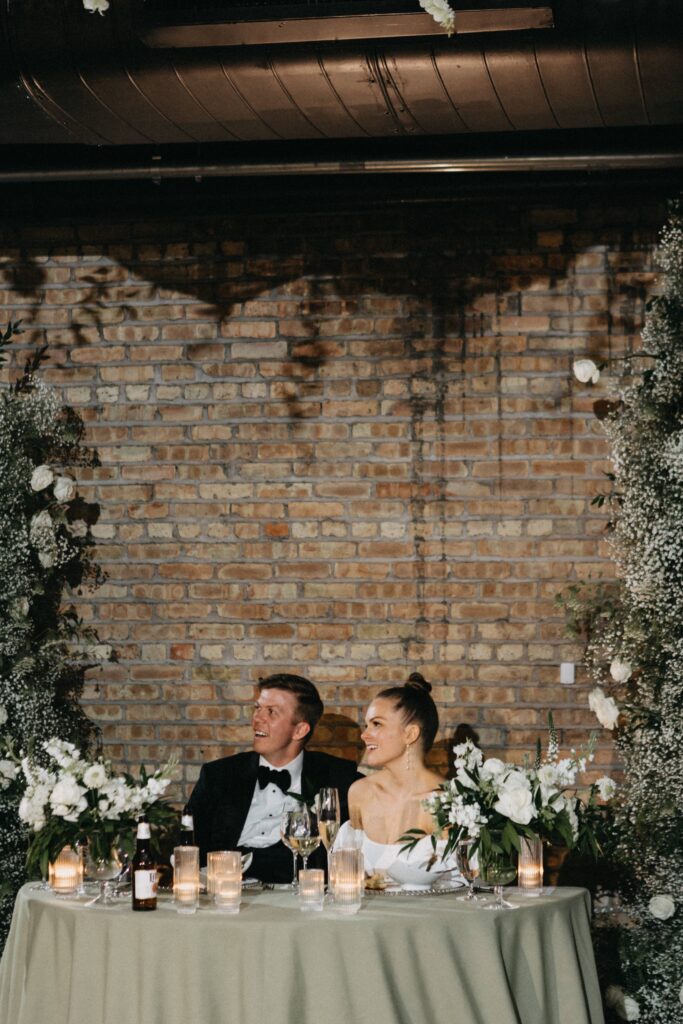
281,809 -> 301,889
480,855 -> 518,910
456,838 -> 485,902
316,788 -> 340,853
281,806 -> 320,888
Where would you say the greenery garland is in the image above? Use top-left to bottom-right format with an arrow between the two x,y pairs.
0,324 -> 110,950
570,202 -> 683,1022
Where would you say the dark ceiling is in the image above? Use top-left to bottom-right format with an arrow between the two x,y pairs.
0,0 -> 682,179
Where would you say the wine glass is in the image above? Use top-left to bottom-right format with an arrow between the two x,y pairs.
455,838 -> 485,902
316,788 -> 340,852
297,806 -> 321,873
281,809 -> 302,889
480,855 -> 518,910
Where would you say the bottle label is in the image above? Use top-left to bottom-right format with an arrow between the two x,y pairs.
137,823 -> 151,840
134,869 -> 157,900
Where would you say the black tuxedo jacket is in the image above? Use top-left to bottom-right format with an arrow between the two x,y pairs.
187,749 -> 361,882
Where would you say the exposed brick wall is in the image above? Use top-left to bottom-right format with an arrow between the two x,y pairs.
0,182 -> 666,797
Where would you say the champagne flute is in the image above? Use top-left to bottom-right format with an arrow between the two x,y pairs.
316,788 -> 340,852
455,838 -> 485,902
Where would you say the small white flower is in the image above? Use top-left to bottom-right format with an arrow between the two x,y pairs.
30,465 -> 54,491
588,687 -> 620,730
610,658 -> 632,683
573,358 -> 600,384
648,894 -> 675,920
83,0 -> 109,13
418,0 -> 455,33
53,476 -> 76,502
595,776 -> 617,801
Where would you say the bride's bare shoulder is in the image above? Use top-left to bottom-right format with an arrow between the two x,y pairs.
348,774 -> 379,800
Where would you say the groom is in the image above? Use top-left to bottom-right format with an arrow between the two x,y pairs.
187,673 -> 361,882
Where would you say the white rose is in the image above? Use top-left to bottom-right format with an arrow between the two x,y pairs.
610,658 -> 632,683
49,776 -> 87,818
596,776 -> 617,801
90,644 -> 113,661
30,465 -> 54,491
494,773 -> 535,825
53,476 -> 76,502
573,358 -> 600,384
455,767 -> 478,790
648,895 -> 675,920
0,760 -> 18,782
480,758 -> 507,781
0,704 -> 7,725
83,763 -> 108,789
606,986 -> 640,1021
68,519 -> 88,538
10,597 -> 30,618
83,0 -> 109,12
588,687 -> 620,730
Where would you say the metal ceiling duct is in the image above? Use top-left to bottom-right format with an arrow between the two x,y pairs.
0,0 -> 681,148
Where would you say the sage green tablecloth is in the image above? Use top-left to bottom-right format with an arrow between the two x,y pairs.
0,884 -> 604,1024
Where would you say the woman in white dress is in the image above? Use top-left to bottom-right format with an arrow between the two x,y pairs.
336,672 -> 455,884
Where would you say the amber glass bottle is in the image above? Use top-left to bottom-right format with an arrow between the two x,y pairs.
132,821 -> 157,911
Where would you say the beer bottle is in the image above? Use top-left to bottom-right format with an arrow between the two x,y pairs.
179,809 -> 194,846
132,821 -> 157,911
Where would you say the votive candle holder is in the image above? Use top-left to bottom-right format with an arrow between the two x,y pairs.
329,849 -> 364,914
298,869 -> 325,912
174,845 -> 200,914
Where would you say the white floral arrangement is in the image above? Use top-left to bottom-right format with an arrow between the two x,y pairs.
405,718 -> 615,866
15,739 -> 177,877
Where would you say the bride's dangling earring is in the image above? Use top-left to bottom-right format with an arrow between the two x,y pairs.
405,742 -> 414,772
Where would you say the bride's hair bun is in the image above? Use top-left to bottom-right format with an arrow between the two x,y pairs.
406,671 -> 432,695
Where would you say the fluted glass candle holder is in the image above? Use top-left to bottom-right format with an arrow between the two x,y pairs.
50,846 -> 80,896
174,845 -> 200,914
518,836 -> 544,895
213,851 -> 242,914
329,849 -> 363,914
298,869 -> 325,912
207,850 -> 238,896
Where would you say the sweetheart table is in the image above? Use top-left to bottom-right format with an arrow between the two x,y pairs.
0,883 -> 604,1024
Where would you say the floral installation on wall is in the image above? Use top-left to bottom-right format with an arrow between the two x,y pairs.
569,202 -> 683,1023
0,323 -> 111,950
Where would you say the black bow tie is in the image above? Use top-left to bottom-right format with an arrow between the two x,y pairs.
258,766 -> 291,793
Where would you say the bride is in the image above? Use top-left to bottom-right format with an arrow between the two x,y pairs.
336,672 -> 454,882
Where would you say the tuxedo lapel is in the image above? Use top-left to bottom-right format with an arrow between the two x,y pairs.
224,751 -> 259,846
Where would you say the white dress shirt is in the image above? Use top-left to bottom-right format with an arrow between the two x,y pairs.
237,752 -> 304,848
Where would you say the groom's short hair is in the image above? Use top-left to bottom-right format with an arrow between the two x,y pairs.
257,673 -> 324,742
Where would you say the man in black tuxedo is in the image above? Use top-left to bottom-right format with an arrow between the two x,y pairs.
187,673 -> 361,883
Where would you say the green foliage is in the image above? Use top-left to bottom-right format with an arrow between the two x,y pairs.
571,201 -> 683,1023
0,324 -> 109,950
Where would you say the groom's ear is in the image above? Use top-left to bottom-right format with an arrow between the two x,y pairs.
293,719 -> 311,743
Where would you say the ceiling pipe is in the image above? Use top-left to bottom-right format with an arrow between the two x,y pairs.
0,151 -> 681,182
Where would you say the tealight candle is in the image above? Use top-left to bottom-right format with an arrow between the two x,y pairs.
174,845 -> 200,914
298,869 -> 325,912
50,846 -> 80,896
518,836 -> 544,895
